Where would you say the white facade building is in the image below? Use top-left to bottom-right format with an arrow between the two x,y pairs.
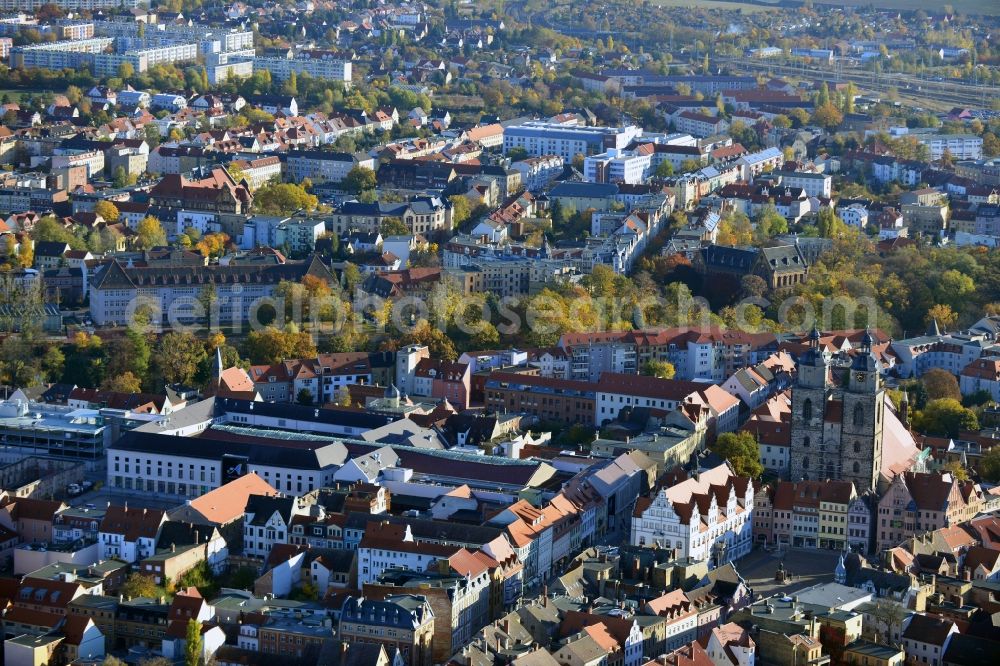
503,121 -> 641,159
631,462 -> 754,566
584,149 -> 652,185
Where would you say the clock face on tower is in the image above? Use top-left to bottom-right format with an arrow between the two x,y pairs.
855,372 -> 866,383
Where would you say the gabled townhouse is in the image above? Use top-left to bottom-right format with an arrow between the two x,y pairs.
559,611 -> 646,666
644,589 -> 699,652
631,462 -> 754,566
356,522 -> 461,587
99,506 -> 167,563
722,353 -> 795,410
753,480 -> 857,551
703,622 -> 755,666
901,614 -> 958,666
248,352 -> 374,404
959,358 -> 1000,401
161,587 -> 224,663
412,358 -> 471,409
242,495 -> 304,560
0,498 -> 67,545
876,471 -> 983,552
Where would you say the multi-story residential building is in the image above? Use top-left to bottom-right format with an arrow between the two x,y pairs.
559,327 -> 777,383
674,111 -> 729,138
890,329 -> 987,379
770,170 -> 833,198
98,506 -> 166,564
248,353 -> 374,404
900,615 -> 958,666
327,196 -> 453,235
595,373 -> 740,432
584,148 -> 653,184
107,426 -> 353,501
846,494 -> 875,553
227,156 -> 281,190
364,554 -> 498,663
412,358 -> 472,409
147,168 -> 252,216
89,255 -> 334,326
753,480 -> 857,551
510,155 -> 564,192
339,595 -> 435,666
722,354 -> 795,410
92,42 -> 198,77
9,37 -> 113,70
631,462 -> 754,566
959,358 -> 1000,401
285,151 -> 375,184
240,216 -> 325,254
357,523 -> 460,587
257,613 -> 334,659
735,148 -> 784,181
241,51 -> 352,85
875,471 -> 983,551
913,133 -> 983,161
51,150 -> 105,179
242,495 -> 303,560
483,372 -> 597,426
503,121 -> 642,159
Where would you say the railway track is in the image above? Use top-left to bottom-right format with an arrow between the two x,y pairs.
715,57 -> 998,109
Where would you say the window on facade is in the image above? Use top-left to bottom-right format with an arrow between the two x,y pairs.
854,404 -> 865,426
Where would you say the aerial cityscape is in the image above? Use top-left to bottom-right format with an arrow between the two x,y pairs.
0,0 -> 998,665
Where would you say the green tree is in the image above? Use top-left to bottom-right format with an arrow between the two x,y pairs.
342,262 -> 362,292
816,207 -> 847,239
655,161 -> 674,178
184,618 -> 203,666
981,447 -> 1000,483
679,159 -> 703,173
121,572 -> 158,599
380,217 -> 409,236
253,183 -> 318,215
102,371 -> 142,393
921,368 -> 961,402
242,325 -> 317,365
507,147 -> 528,161
913,398 -> 979,438
710,431 -> 764,479
642,359 -> 676,379
449,195 -> 473,229
94,200 -> 120,224
342,166 -> 377,194
941,460 -> 969,482
297,388 -> 314,405
136,216 -> 167,250
156,333 -> 208,385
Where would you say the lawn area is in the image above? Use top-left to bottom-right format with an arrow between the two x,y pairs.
0,88 -> 60,102
810,0 -> 1000,14
650,0 -> 773,11
651,0 -> 999,15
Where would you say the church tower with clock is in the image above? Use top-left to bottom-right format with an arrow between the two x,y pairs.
789,329 -> 885,492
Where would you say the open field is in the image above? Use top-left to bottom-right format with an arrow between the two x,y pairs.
808,0 -> 1000,15
0,88 -> 60,102
650,0 -> 773,11
654,0 -> 1000,15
